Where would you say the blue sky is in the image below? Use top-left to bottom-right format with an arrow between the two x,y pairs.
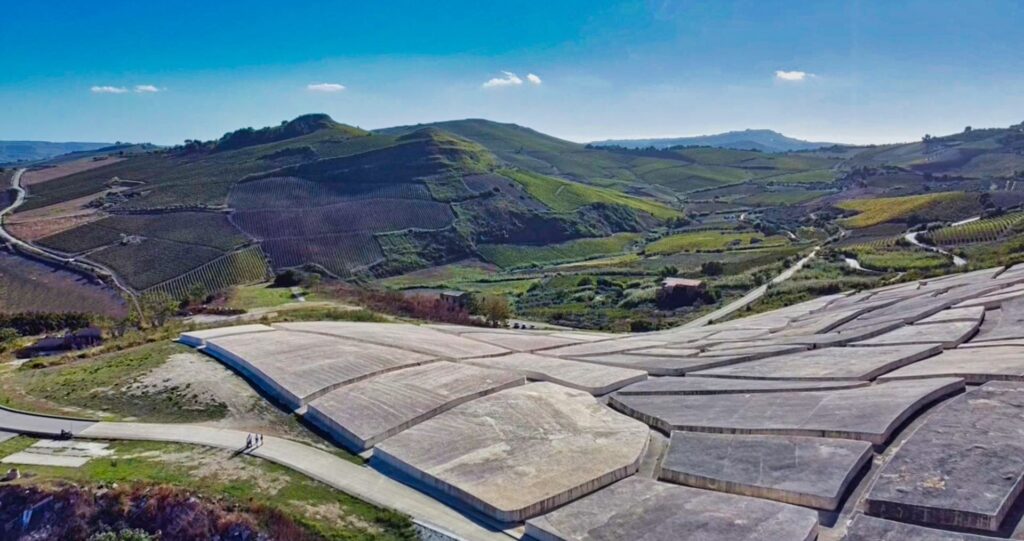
1,0 -> 1022,145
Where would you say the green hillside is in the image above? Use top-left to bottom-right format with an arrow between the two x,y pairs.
12,114 -> 681,297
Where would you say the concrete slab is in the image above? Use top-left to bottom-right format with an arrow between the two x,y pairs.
1,439 -> 112,468
867,382 -> 1024,531
615,377 -> 868,396
374,382 -> 650,523
204,330 -> 436,409
178,324 -> 275,346
878,346 -> 1024,384
458,332 -> 581,352
959,338 -> 1024,348
609,377 -> 965,445
305,362 -> 525,451
542,338 -> 667,358
524,477 -> 819,541
843,514 -> 1002,541
703,328 -> 772,342
692,344 -> 942,381
462,353 -> 646,395
850,320 -> 980,348
698,344 -> 810,359
0,431 -> 14,444
1,451 -> 91,467
853,295 -> 954,325
659,432 -> 872,510
625,347 -> 703,357
916,306 -> 986,325
954,284 -> 1024,309
275,321 -> 509,359
972,297 -> 1024,342
567,352 -> 754,376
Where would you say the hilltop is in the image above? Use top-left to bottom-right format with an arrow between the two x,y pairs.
590,129 -> 836,153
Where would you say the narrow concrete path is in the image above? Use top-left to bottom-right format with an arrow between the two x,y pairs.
77,422 -> 511,541
683,247 -> 819,328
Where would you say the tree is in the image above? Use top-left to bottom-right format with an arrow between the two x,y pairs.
478,295 -> 511,325
701,261 -> 724,276
141,291 -> 178,327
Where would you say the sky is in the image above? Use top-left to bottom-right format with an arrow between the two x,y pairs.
1,0 -> 1022,146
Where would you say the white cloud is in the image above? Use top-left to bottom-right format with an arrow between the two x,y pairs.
482,71 -> 523,88
307,83 -> 346,92
134,84 -> 160,93
526,73 -> 542,85
91,85 -> 128,94
774,70 -> 813,82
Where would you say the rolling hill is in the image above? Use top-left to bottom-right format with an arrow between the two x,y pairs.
590,129 -> 836,153
7,114 -> 681,299
0,140 -> 112,164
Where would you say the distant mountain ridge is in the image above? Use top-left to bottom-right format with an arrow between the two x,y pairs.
0,140 -> 112,164
591,129 -> 837,153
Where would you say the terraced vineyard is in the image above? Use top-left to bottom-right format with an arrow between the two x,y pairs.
261,232 -> 384,277
146,246 -> 269,299
88,238 -> 225,290
228,177 -> 432,209
38,212 -> 247,254
922,213 -> 1024,246
231,199 -> 454,240
837,192 -> 980,228
0,252 -> 128,317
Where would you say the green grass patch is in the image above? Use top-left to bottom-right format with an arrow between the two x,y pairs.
837,192 -> 976,228
227,283 -> 303,310
478,234 -> 641,269
502,169 -> 681,220
646,230 -> 788,254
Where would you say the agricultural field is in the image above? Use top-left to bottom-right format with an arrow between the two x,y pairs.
845,246 -> 951,272
921,212 -> 1024,246
501,169 -> 681,219
0,251 -> 128,317
88,238 -> 225,290
21,157 -> 124,186
478,233 -> 641,269
146,246 -> 269,299
837,191 -> 980,228
38,211 -> 247,254
646,230 -> 788,254
379,259 -> 499,289
262,232 -> 384,277
227,176 -> 432,209
231,199 -> 454,240
735,188 -> 831,206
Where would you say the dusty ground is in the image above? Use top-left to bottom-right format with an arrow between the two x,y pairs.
6,192 -> 108,240
21,157 -> 124,186
124,351 -> 327,442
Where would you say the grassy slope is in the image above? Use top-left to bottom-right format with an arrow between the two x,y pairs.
646,230 -> 788,254
837,192 -> 977,228
478,233 -> 641,268
502,169 -> 681,219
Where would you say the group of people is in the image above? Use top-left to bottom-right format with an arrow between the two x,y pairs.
245,433 -> 264,449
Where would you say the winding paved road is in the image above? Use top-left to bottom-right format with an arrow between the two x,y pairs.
683,246 -> 819,328
0,168 -> 142,316
0,405 -> 508,541
904,231 -> 967,267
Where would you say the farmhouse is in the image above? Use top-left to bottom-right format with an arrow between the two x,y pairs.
440,290 -> 472,309
660,277 -> 704,293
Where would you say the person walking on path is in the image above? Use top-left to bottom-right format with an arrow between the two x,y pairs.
246,434 -> 253,449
